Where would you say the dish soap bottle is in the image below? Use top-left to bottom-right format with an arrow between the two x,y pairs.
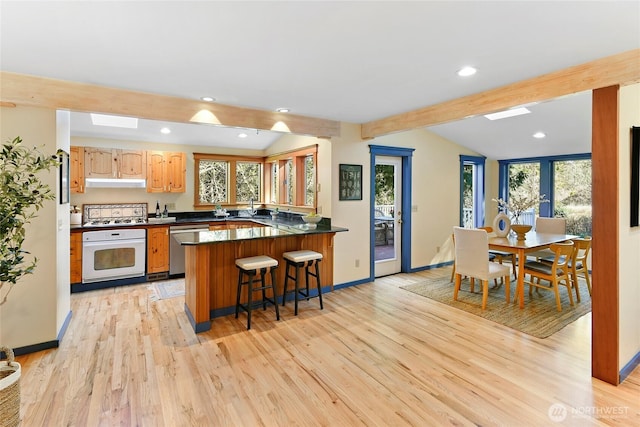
155,201 -> 161,217
163,204 -> 168,218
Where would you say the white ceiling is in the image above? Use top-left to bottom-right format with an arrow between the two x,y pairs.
1,1 -> 638,159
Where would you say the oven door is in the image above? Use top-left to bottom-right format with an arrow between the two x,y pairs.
82,238 -> 146,283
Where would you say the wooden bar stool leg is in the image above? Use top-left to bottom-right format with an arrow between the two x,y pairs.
246,270 -> 254,330
260,267 -> 268,310
270,266 -> 280,321
294,263 -> 301,316
235,269 -> 243,319
315,259 -> 323,310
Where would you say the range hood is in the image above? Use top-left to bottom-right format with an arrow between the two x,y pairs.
85,178 -> 147,188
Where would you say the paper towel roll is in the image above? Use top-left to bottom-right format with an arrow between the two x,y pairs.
70,212 -> 82,225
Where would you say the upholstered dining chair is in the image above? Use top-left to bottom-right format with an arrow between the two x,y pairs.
452,227 -> 511,310
523,240 -> 574,311
535,217 -> 567,234
479,226 -> 517,279
528,217 -> 568,260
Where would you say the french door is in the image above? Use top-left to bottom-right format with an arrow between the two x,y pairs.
374,156 -> 402,277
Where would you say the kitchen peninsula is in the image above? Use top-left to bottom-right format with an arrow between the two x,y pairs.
172,218 -> 347,333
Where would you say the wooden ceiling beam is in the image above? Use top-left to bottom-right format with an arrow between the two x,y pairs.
0,72 -> 341,139
361,48 -> 640,139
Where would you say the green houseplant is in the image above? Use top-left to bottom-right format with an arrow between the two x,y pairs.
0,136 -> 60,305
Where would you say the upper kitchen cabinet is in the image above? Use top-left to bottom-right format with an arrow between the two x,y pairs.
147,151 -> 186,193
70,146 -> 85,193
84,147 -> 146,179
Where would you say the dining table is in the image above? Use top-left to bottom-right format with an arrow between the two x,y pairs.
488,231 -> 576,308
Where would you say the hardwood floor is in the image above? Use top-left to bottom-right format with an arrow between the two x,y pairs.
16,267 -> 640,426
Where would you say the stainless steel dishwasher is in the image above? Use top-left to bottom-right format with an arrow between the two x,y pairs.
169,223 -> 209,276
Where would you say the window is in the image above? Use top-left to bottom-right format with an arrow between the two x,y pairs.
236,161 -> 261,202
554,159 -> 592,236
194,154 -> 262,208
265,145 -> 317,208
459,155 -> 485,228
198,159 -> 228,204
498,154 -> 592,234
195,145 -> 318,209
507,162 -> 540,226
305,155 -> 315,206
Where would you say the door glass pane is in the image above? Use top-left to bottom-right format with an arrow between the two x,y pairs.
554,159 -> 592,236
374,163 -> 395,261
507,163 -> 540,226
462,164 -> 474,227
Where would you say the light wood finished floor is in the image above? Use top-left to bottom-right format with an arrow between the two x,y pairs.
16,268 -> 640,426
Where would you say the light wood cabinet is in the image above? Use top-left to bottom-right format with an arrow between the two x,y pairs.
146,151 -> 186,193
119,150 -> 146,179
70,146 -> 85,193
84,147 -> 146,179
70,232 -> 82,284
147,226 -> 170,274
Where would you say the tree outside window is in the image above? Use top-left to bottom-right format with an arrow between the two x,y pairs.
198,159 -> 228,204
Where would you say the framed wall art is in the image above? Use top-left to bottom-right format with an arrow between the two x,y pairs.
339,164 -> 362,201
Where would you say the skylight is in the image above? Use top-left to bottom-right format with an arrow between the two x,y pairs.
90,113 -> 138,129
484,107 -> 531,121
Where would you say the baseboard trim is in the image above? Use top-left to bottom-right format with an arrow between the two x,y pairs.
620,350 -> 640,383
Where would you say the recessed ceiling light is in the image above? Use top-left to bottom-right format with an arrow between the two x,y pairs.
238,133 -> 248,138
484,107 -> 531,121
201,96 -> 215,102
160,127 -> 171,134
457,66 -> 477,77
90,113 -> 138,129
276,108 -> 290,113
533,132 -> 546,139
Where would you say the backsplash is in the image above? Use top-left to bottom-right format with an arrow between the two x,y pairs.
83,203 -> 148,223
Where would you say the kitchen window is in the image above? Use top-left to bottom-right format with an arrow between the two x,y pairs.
194,154 -> 262,208
194,144 -> 317,209
264,145 -> 317,208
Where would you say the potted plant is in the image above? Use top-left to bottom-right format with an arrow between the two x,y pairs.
1,136 -> 59,427
1,136 -> 60,304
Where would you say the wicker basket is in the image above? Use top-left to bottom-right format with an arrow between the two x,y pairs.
0,347 -> 21,427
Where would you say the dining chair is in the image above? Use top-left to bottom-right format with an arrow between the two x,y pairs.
479,226 -> 517,279
523,240 -> 574,311
539,236 -> 592,301
527,217 -> 568,260
453,227 -> 511,310
570,237 -> 592,298
535,217 -> 567,234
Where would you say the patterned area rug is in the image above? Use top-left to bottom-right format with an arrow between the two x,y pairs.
400,276 -> 591,338
148,279 -> 185,301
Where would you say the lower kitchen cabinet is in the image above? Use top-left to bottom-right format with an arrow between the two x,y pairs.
147,226 -> 170,275
70,232 -> 82,284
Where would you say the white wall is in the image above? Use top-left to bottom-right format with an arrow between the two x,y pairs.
0,106 -> 68,349
618,83 -> 640,368
329,123 -> 483,285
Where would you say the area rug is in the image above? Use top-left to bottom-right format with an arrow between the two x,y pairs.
148,279 -> 185,301
400,276 -> 591,338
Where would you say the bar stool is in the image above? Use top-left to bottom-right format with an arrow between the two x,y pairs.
282,250 -> 323,315
235,255 -> 280,330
